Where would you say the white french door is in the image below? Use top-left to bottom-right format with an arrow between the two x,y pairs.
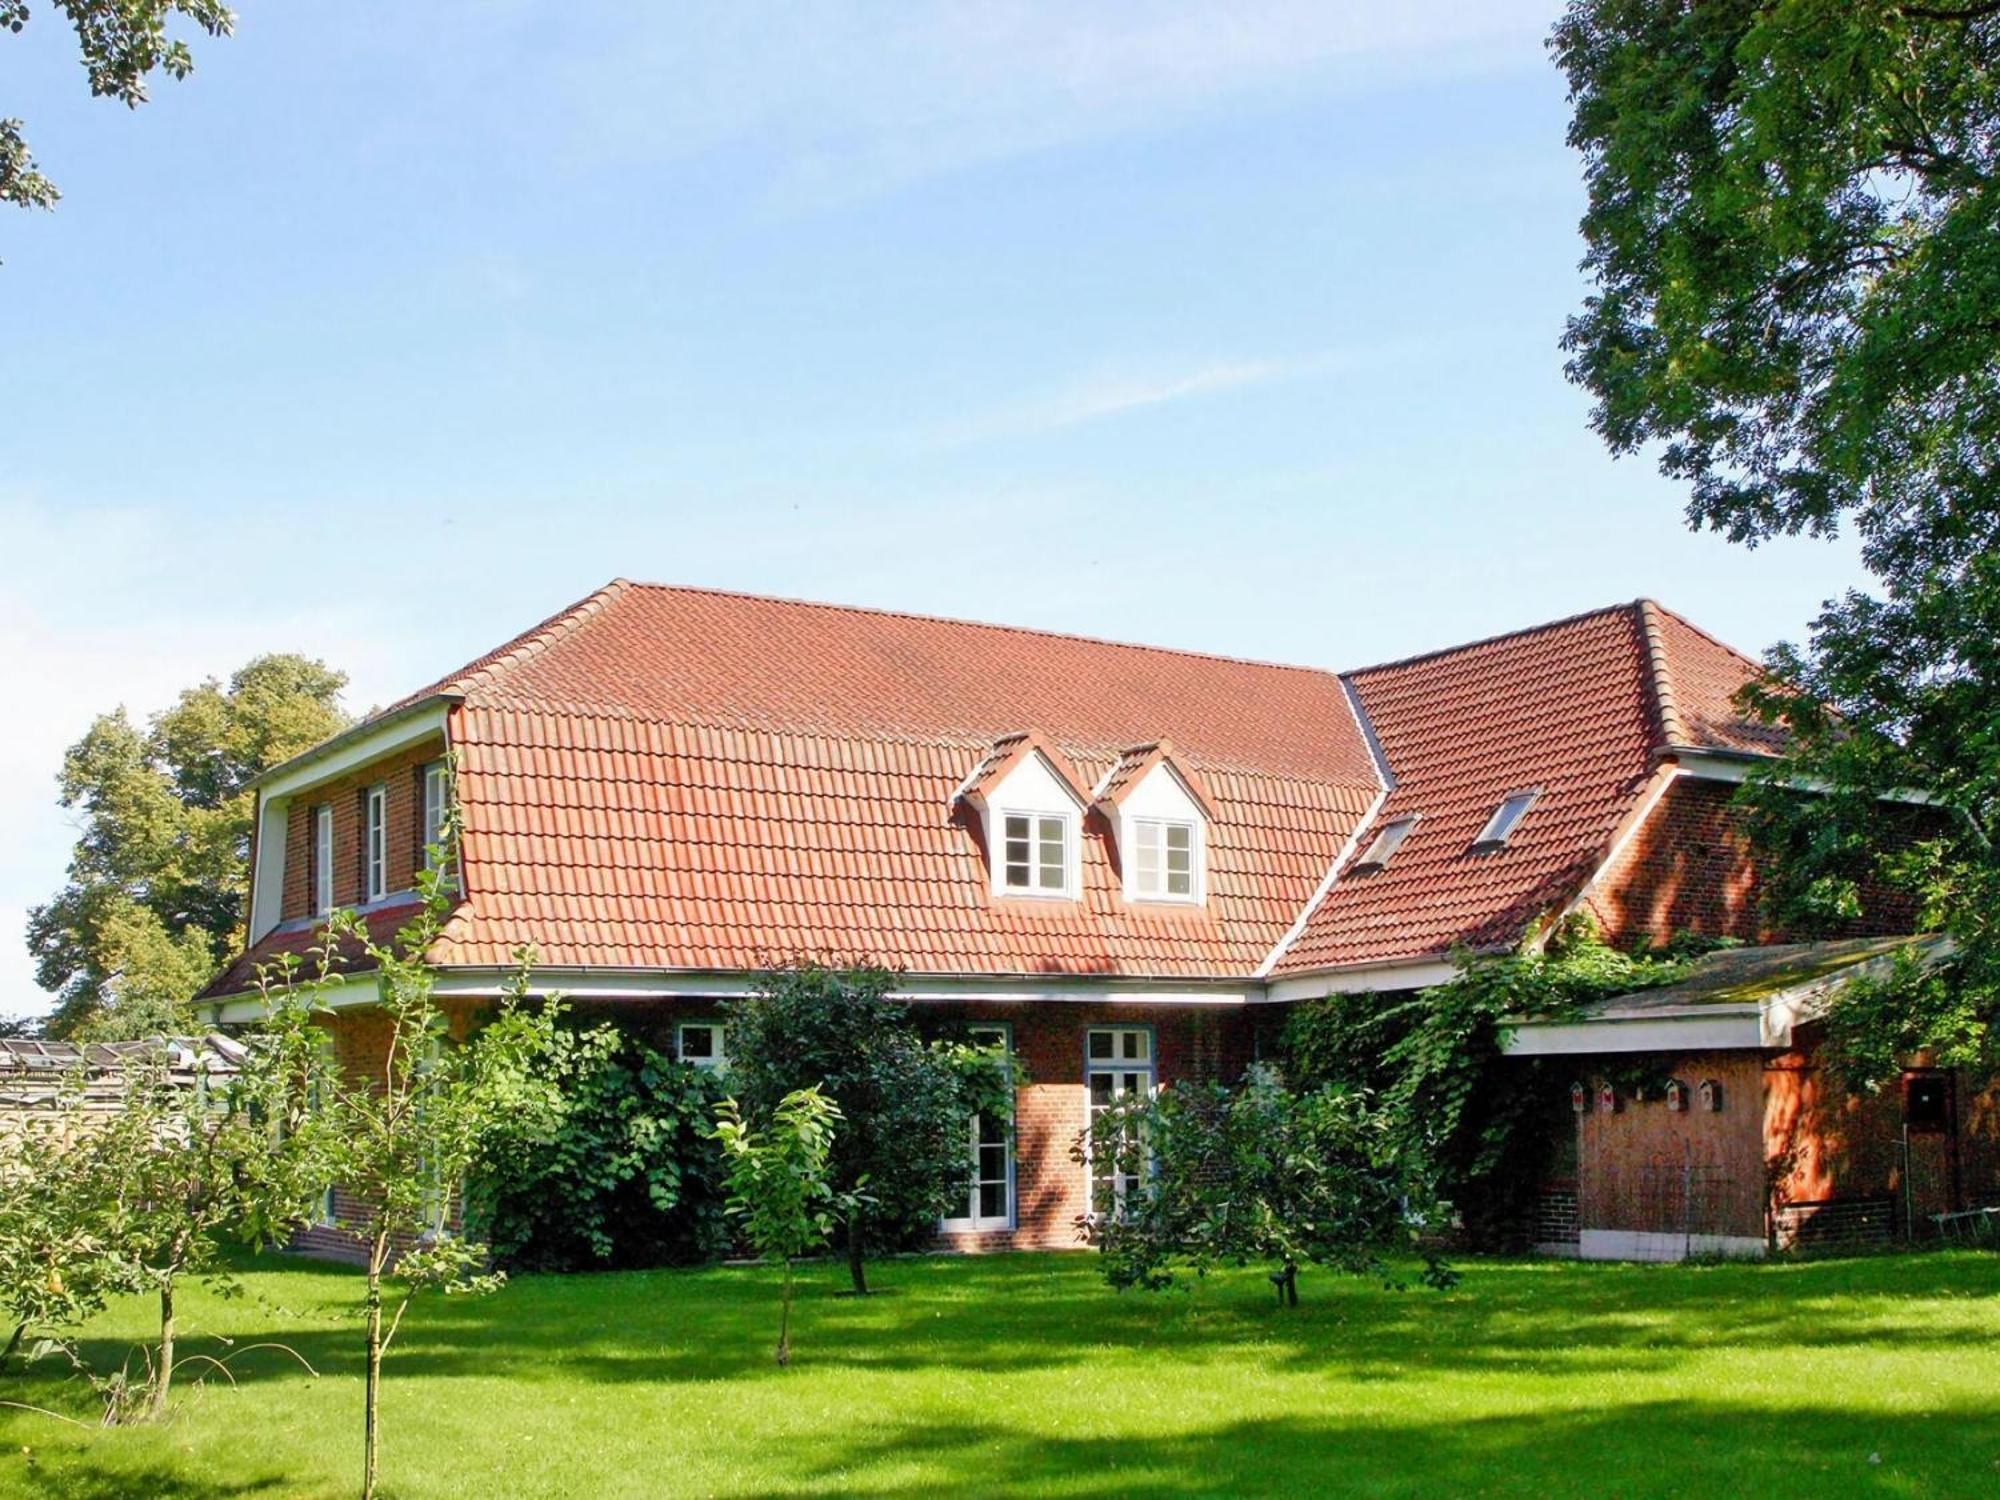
943,1026 -> 1014,1231
1086,1027 -> 1154,1219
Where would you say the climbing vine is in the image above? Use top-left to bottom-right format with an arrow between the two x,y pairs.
1283,917 -> 1708,1246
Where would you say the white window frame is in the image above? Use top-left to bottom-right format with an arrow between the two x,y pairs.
1474,789 -> 1539,849
1085,1026 -> 1155,1222
1128,817 -> 1200,902
313,804 -> 335,917
364,785 -> 388,903
421,761 -> 451,872
995,807 -> 1077,899
942,1024 -> 1014,1233
676,1020 -> 727,1072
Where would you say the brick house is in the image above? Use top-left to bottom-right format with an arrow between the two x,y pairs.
195,582 -> 1945,1256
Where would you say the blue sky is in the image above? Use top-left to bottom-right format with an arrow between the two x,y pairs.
0,2 -> 1866,1019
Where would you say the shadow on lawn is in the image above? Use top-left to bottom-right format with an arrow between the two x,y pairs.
5,1461 -> 296,1499
766,1400 -> 2000,1497
44,1250 -> 2000,1398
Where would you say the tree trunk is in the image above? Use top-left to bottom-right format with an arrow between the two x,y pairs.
775,1257 -> 793,1368
845,1208 -> 868,1296
363,1236 -> 386,1500
1,1320 -> 26,1370
147,1282 -> 176,1420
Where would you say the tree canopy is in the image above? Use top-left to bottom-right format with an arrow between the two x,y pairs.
27,653 -> 348,1039
2,1 -> 234,216
1553,0 -> 2000,1075
723,962 -> 1010,1295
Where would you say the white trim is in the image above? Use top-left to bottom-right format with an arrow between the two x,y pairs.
364,785 -> 388,903
313,805 -> 335,918
1673,749 -> 1935,805
1578,1230 -> 1765,1262
675,1019 -> 727,1071
258,703 -> 450,801
994,806 -> 1079,899
204,967 -> 1265,1022
1260,957 -> 1460,1003
941,1022 -> 1015,1233
1126,816 -> 1200,904
1503,1011 -> 1765,1056
248,793 -> 292,943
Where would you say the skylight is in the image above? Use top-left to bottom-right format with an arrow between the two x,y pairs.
1473,790 -> 1539,849
1352,815 -> 1419,871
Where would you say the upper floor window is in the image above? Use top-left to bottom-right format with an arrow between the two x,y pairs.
313,805 -> 335,917
1001,811 -> 1071,895
1353,814 -> 1419,872
364,785 -> 388,902
677,1021 -> 727,1072
1130,818 -> 1195,900
1473,789 -> 1538,850
421,761 -> 451,871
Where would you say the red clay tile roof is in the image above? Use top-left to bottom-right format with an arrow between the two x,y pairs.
209,587 -> 1784,995
955,731 -> 1090,810
1641,601 -> 1789,756
1271,603 -> 1684,974
1091,740 -> 1216,819
206,899 -> 428,999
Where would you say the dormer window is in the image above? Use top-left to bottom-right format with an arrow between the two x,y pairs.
1131,819 -> 1195,899
1095,741 -> 1212,906
1002,812 -> 1071,893
1353,814 -> 1418,871
956,731 -> 1088,902
1474,789 -> 1538,849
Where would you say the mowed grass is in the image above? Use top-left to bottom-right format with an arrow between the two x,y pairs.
2,1249 -> 1998,1498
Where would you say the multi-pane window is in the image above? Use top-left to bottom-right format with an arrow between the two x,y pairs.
1086,1027 -> 1154,1220
364,785 -> 388,902
422,761 -> 451,873
943,1026 -> 1013,1231
1001,811 -> 1069,894
313,805 -> 335,917
677,1021 -> 727,1072
1131,819 -> 1195,900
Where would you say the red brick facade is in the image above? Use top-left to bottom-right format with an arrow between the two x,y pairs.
279,735 -> 447,922
1586,776 -> 1924,949
307,997 -> 1254,1257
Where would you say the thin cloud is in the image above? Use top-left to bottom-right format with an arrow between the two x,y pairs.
541,2 -> 1552,206
921,344 -> 1413,449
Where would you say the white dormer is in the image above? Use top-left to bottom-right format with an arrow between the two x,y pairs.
954,731 -> 1088,900
1093,742 -> 1213,906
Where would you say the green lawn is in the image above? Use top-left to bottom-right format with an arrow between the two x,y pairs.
2,1249 -> 1997,1497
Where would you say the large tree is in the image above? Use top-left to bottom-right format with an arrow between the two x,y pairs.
1553,0 -> 2000,1077
27,653 -> 348,1039
2,1 -> 234,215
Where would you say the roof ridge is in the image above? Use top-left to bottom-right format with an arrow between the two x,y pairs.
1641,597 -> 1768,675
445,578 -> 635,700
1343,599 -> 1641,678
615,580 -> 1340,679
1634,599 -> 1690,749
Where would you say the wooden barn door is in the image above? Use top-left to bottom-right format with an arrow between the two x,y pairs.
1900,1070 -> 1960,1233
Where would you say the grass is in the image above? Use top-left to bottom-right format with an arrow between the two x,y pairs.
2,1249 -> 1998,1497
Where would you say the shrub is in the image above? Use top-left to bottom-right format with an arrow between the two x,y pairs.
468,1023 -> 731,1272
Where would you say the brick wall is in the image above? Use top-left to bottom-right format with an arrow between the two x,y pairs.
1770,1196 -> 1896,1252
278,734 -> 447,922
1587,777 -> 1924,949
1532,1178 -> 1580,1251
292,997 -> 1254,1261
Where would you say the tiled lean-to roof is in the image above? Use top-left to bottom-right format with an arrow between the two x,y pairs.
209,585 -> 1782,995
